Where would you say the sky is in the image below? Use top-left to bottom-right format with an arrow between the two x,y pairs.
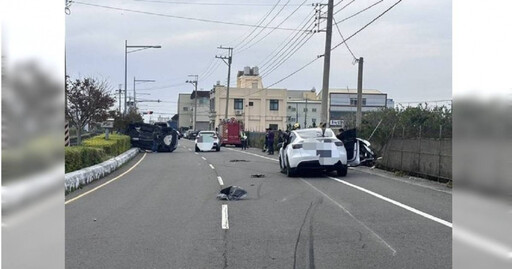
65,0 -> 452,119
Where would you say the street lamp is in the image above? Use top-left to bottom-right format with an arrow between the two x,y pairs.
124,40 -> 161,115
186,75 -> 198,130
133,78 -> 155,110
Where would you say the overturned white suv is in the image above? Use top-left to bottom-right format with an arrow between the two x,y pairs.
278,128 -> 352,177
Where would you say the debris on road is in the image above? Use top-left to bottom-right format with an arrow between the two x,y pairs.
217,186 -> 248,200
251,174 -> 265,178
230,159 -> 249,162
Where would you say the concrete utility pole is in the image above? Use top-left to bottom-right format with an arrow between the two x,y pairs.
304,98 -> 308,128
118,84 -> 122,113
320,0 -> 334,127
356,57 -> 364,128
186,75 -> 198,130
216,46 -> 233,120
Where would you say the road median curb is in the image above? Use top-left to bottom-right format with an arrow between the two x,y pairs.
65,148 -> 139,193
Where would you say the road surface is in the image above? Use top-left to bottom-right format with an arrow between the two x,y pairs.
66,139 -> 452,268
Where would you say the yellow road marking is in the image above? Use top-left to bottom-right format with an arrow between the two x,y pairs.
65,152 -> 147,205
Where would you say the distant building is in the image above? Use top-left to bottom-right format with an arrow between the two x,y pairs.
209,66 -> 287,131
320,89 -> 388,127
177,90 -> 210,131
286,89 -> 321,128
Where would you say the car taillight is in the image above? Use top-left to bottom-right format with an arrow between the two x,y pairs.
292,144 -> 303,149
335,141 -> 344,147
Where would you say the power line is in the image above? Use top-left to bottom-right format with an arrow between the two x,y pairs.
264,0 -> 404,89
333,0 -> 356,16
231,0 -> 282,49
260,16 -> 316,70
257,8 -> 316,67
236,0 -> 309,55
334,0 -> 383,25
132,0 -> 310,6
73,1 -> 311,32
333,17 -> 357,61
235,0 -> 292,52
330,0 -> 403,52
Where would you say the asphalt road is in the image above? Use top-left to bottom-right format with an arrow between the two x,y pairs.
66,139 -> 452,269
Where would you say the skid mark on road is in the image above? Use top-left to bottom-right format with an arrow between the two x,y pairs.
65,153 -> 148,205
300,178 -> 397,256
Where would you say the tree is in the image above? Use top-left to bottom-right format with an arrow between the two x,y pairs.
66,77 -> 115,145
108,109 -> 143,133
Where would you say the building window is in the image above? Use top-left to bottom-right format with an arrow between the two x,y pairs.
234,98 -> 243,110
183,107 -> 188,111
269,124 -> 278,130
312,108 -> 317,112
303,108 -> 308,112
289,117 -> 296,122
249,101 -> 254,106
269,100 -> 279,111
350,98 -> 367,106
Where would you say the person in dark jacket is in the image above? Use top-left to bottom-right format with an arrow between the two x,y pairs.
152,130 -> 159,152
266,128 -> 275,155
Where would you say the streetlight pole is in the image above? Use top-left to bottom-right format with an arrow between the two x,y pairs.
186,75 -> 198,130
124,40 -> 161,115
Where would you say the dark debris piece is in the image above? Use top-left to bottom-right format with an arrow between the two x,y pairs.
217,186 -> 248,200
230,159 -> 250,162
251,174 -> 265,178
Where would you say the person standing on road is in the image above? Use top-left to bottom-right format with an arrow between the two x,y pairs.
152,129 -> 159,152
241,131 -> 248,150
266,128 -> 275,155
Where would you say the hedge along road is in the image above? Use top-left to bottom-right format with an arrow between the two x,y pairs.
66,140 -> 452,269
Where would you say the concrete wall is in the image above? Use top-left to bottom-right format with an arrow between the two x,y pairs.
379,138 -> 452,181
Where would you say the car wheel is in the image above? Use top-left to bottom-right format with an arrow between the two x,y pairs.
337,166 -> 348,177
286,157 -> 296,177
216,146 -> 220,152
195,146 -> 200,152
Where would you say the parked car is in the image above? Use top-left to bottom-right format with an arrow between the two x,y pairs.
195,131 -> 220,152
188,131 -> 199,140
278,128 -> 348,177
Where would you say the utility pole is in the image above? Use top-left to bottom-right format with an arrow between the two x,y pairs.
118,84 -> 122,113
304,98 -> 308,128
216,46 -> 233,120
356,57 -> 364,128
124,40 -> 128,115
295,103 -> 299,124
186,75 -> 198,130
320,0 -> 334,127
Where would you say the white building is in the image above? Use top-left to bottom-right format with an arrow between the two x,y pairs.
326,89 -> 388,127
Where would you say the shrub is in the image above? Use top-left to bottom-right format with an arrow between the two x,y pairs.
65,146 -> 106,173
82,134 -> 130,156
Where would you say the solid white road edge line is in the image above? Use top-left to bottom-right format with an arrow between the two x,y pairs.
328,176 -> 452,228
300,178 -> 397,256
217,176 -> 224,186
229,147 -> 452,229
209,164 -> 215,169
453,226 -> 512,260
222,204 -> 229,229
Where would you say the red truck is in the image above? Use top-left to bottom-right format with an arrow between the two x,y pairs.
218,118 -> 244,146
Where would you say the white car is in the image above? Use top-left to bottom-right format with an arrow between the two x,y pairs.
195,131 -> 220,152
278,128 -> 354,177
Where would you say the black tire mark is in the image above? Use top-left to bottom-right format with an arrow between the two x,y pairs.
293,202 -> 314,269
308,197 -> 322,269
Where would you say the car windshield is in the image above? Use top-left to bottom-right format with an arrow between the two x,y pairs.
296,129 -> 335,139
198,132 -> 216,142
